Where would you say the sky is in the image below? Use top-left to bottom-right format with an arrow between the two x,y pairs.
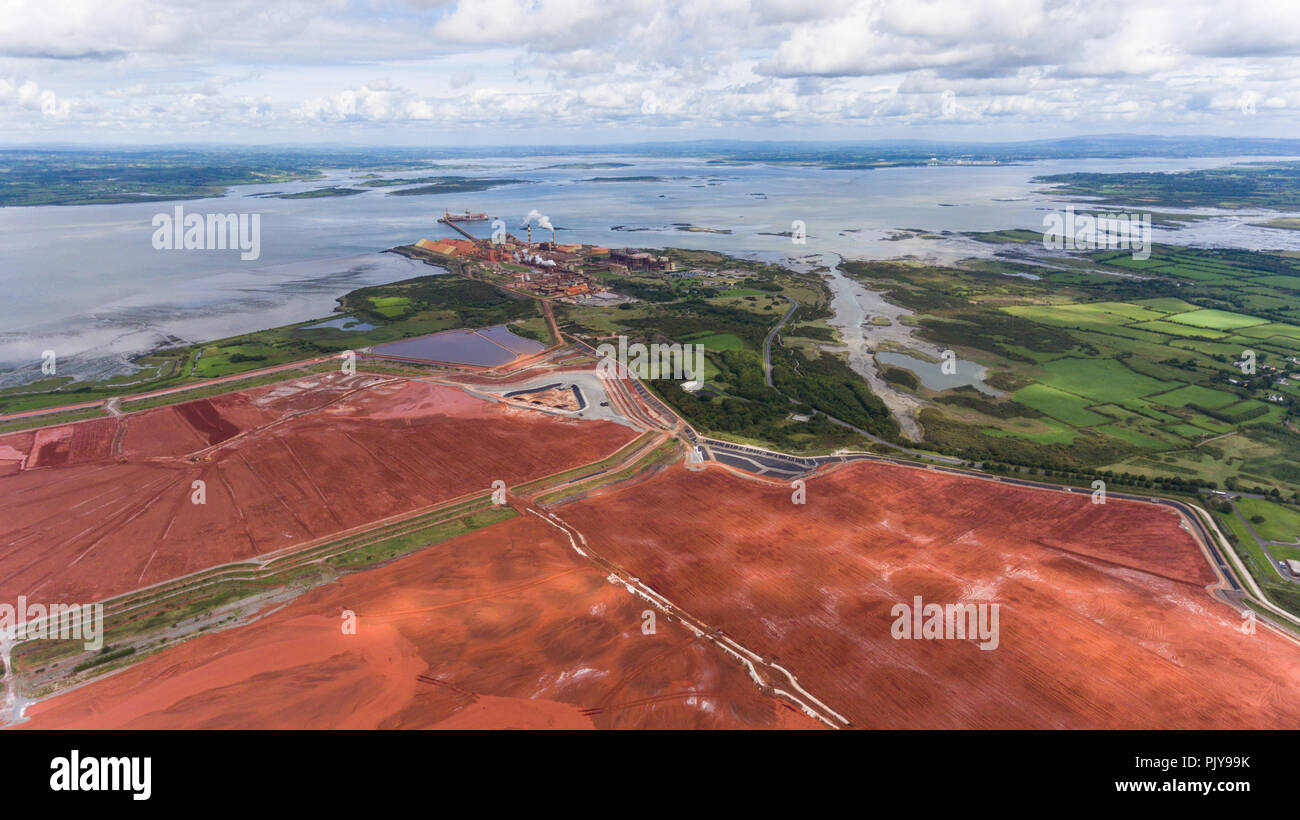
1,0 -> 1298,145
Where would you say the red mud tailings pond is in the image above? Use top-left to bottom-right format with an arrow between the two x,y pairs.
20,514 -> 819,729
555,461 -> 1300,729
0,372 -> 637,603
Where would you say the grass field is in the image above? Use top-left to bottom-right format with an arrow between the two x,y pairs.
1130,320 -> 1227,339
1210,508 -> 1300,617
1038,358 -> 1176,404
685,331 -> 745,351
1095,423 -> 1171,449
1167,308 -> 1269,331
1237,322 -> 1300,342
1013,383 -> 1109,425
1236,497 -> 1300,544
1150,384 -> 1240,409
369,295 -> 412,318
1253,275 -> 1300,290
983,418 -> 1078,444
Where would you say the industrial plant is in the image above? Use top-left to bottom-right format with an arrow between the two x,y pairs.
414,208 -> 674,302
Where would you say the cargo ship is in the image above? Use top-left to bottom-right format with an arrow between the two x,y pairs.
438,209 -> 491,223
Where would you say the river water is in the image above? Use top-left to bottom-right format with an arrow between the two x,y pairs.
2,152 -> 1298,398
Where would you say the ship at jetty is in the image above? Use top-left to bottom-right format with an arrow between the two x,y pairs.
439,208 -> 491,223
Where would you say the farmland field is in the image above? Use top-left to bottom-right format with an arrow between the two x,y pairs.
1038,359 -> 1176,405
842,240 -> 1300,504
1152,384 -> 1240,409
1013,384 -> 1108,425
1168,308 -> 1269,331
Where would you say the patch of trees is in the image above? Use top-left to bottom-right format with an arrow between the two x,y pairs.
916,311 -> 1080,365
920,409 -> 1129,468
772,348 -> 899,439
610,279 -> 678,303
787,324 -> 837,341
622,301 -> 772,349
342,275 -> 535,327
882,366 -> 919,389
936,389 -> 1043,419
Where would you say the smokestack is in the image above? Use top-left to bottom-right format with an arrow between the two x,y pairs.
551,227 -> 556,244
527,224 -> 532,246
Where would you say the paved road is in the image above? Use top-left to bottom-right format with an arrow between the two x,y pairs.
815,411 -> 965,465
763,296 -> 798,388
1230,502 -> 1300,585
700,434 -> 1256,598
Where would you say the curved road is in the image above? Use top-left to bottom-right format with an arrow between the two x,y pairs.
763,295 -> 798,388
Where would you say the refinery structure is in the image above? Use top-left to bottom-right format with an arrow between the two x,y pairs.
414,208 -> 675,302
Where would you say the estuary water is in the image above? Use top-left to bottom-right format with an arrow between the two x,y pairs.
2,152 -> 1298,389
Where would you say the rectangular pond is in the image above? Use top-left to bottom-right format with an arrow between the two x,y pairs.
371,325 -> 545,366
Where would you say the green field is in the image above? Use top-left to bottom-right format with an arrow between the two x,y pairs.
1218,399 -> 1269,421
1129,320 -> 1226,339
1038,358 -> 1176,404
1132,297 -> 1200,313
1253,275 -> 1300,290
1095,423 -> 1171,449
1237,322 -> 1300,342
1150,384 -> 1240,409
1013,383 -> 1108,425
1166,308 -> 1269,331
714,287 -> 765,298
1236,497 -> 1300,544
369,295 -> 412,318
983,418 -> 1078,444
685,331 -> 745,351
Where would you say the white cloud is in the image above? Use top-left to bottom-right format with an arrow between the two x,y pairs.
0,77 -> 71,116
0,0 -> 1296,139
295,82 -> 438,122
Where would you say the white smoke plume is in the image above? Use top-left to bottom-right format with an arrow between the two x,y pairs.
523,209 -> 554,232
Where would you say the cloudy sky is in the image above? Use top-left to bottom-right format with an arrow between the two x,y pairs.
1,0 -> 1297,145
